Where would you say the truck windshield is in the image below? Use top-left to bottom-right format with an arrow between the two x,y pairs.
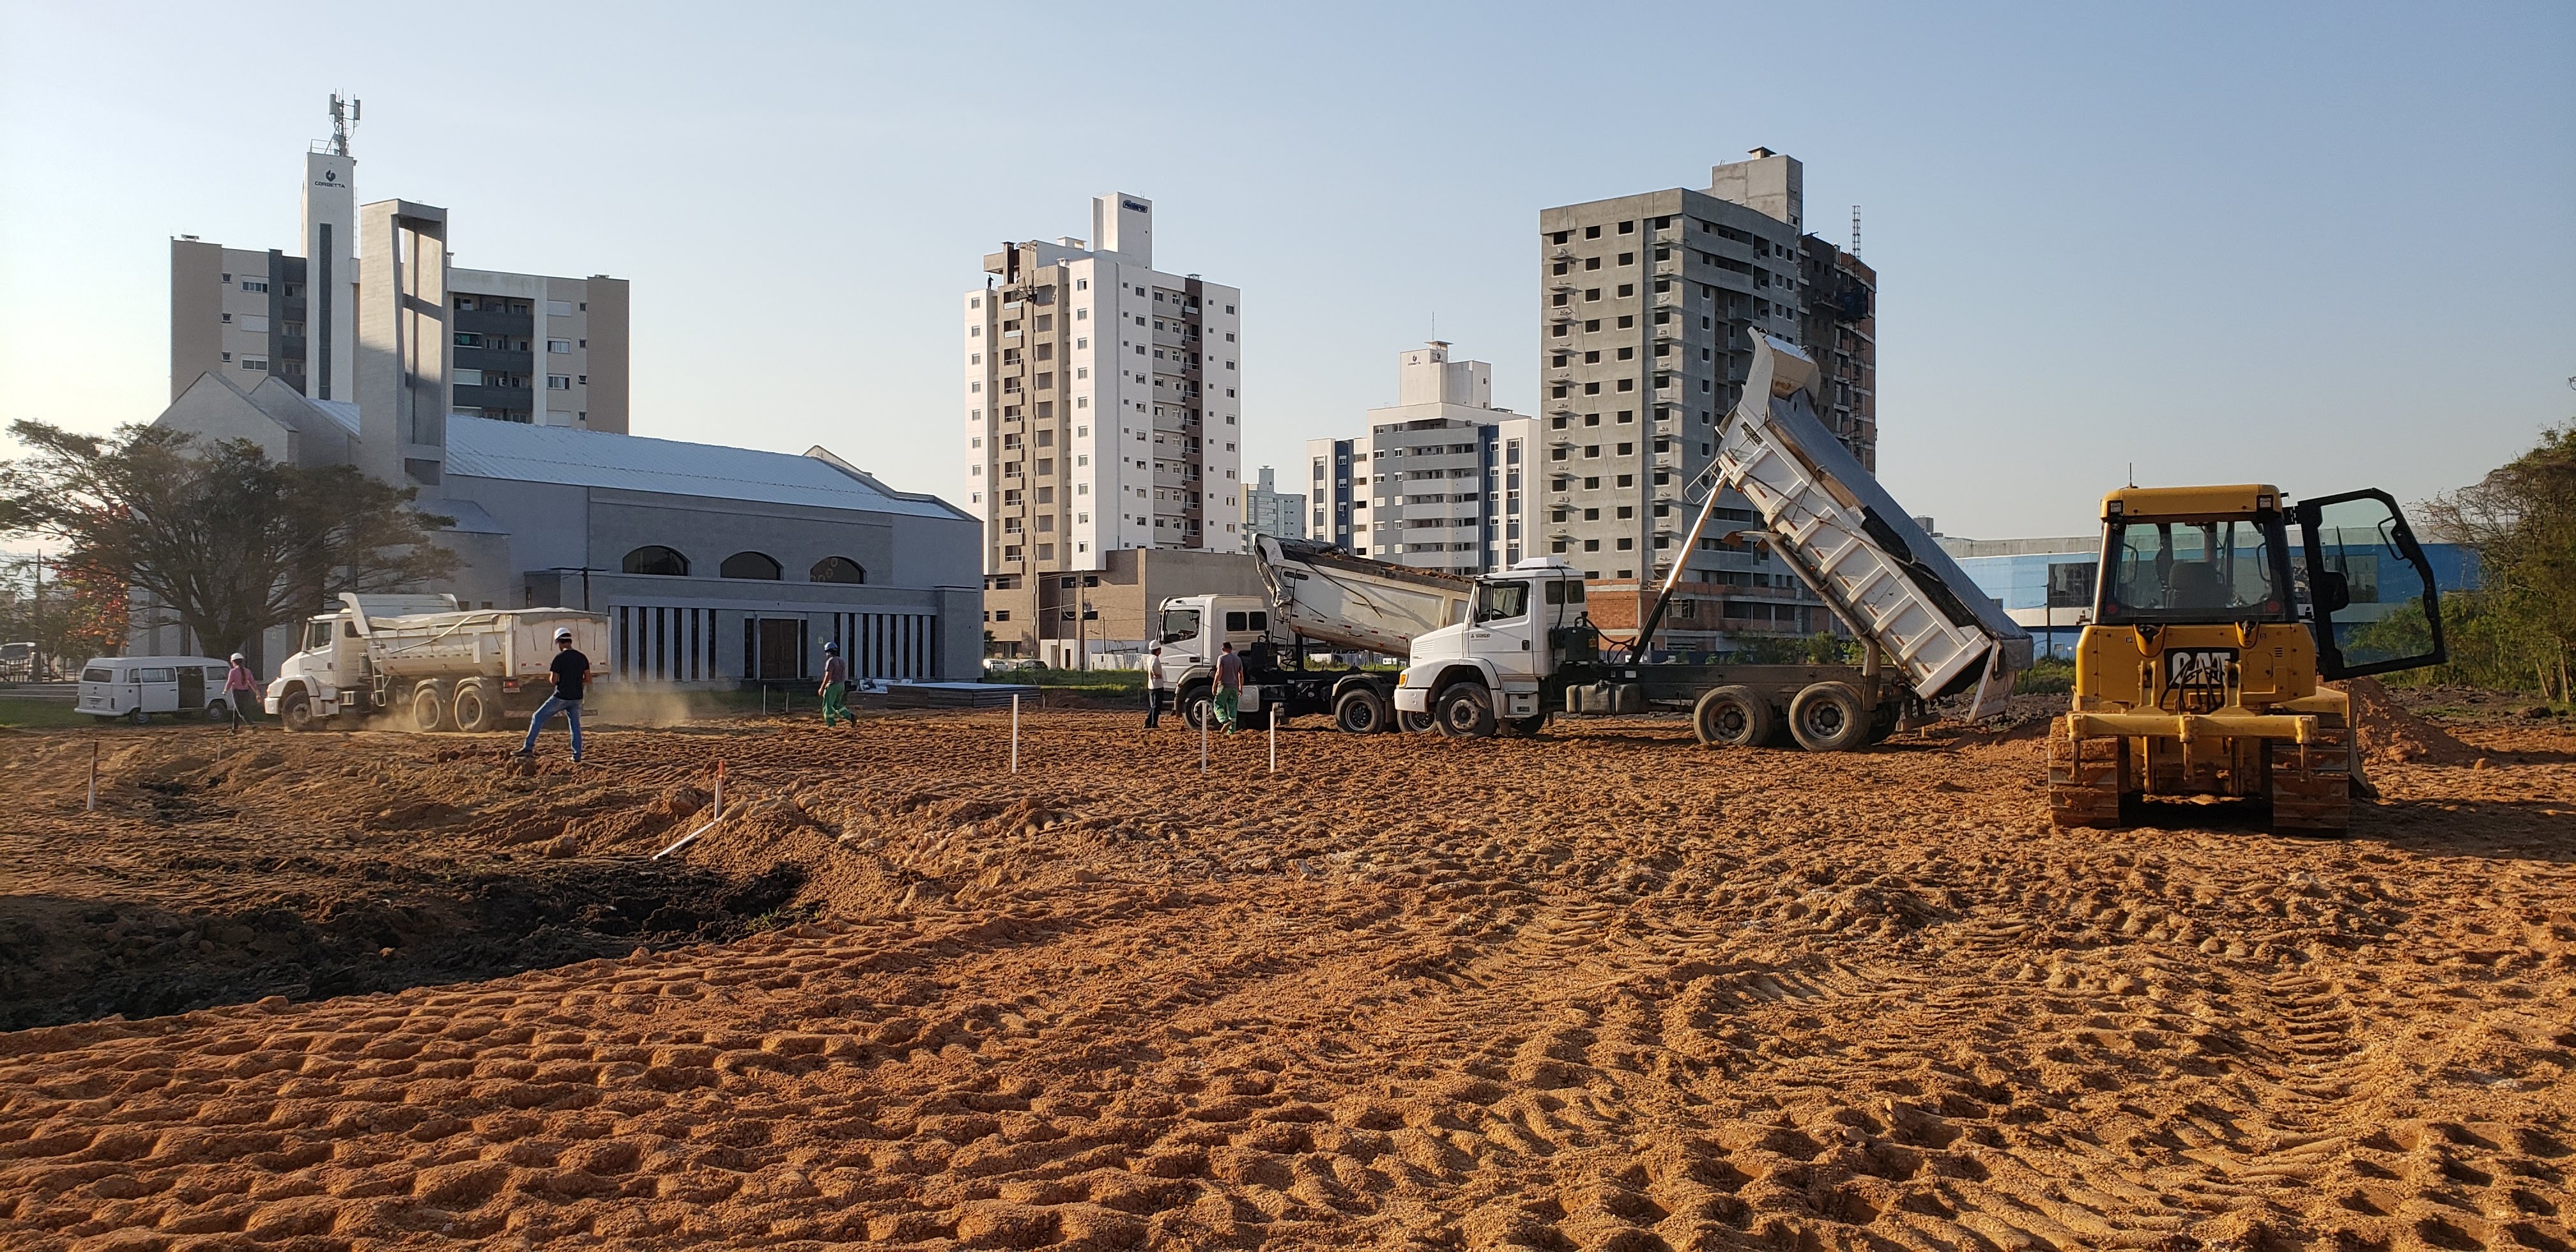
1158,608 -> 1201,645
1475,583 -> 1529,623
306,622 -> 333,651
2099,519 -> 2290,622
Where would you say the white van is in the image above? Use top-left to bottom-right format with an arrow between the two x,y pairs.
75,655 -> 239,723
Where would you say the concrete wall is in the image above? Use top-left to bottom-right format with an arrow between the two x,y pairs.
584,277 -> 630,434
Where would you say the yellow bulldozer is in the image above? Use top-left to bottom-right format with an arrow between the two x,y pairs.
2048,484 -> 2446,834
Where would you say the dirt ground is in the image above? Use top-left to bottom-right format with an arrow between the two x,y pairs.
1,703 -> 2571,1251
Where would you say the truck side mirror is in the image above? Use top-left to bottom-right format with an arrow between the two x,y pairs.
2313,570 -> 2349,613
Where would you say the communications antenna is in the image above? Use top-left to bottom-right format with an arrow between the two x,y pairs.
1850,206 -> 1860,257
328,93 -> 361,156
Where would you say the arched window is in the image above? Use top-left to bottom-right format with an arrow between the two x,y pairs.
622,545 -> 689,576
720,551 -> 783,581
809,556 -> 866,584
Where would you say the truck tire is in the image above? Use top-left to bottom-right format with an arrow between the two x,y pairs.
1692,685 -> 1775,747
1399,709 -> 1436,733
1786,682 -> 1871,752
410,682 -> 450,733
1434,682 -> 1498,738
1179,682 -> 1214,731
1506,712 -> 1549,737
279,688 -> 317,732
1333,687 -> 1390,734
452,682 -> 501,733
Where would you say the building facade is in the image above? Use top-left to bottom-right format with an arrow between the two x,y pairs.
1537,148 -> 1878,650
1242,466 -> 1304,548
144,190 -> 978,683
170,105 -> 630,433
1307,341 -> 1538,575
967,194 -> 1245,653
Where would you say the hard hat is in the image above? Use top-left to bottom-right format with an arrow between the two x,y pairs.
554,627 -> 574,641
822,641 -> 839,653
229,653 -> 245,663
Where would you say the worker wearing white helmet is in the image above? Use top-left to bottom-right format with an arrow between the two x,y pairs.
222,652 -> 261,733
515,625 -> 592,763
818,639 -> 854,729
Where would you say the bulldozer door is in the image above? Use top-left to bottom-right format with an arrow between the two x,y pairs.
2296,489 -> 2446,678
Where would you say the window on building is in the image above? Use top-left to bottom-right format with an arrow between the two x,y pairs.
622,546 -> 689,576
810,556 -> 866,584
720,551 -> 783,580
547,376 -> 571,390
548,339 -> 571,353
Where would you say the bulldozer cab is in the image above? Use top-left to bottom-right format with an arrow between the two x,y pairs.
2091,485 -> 2444,680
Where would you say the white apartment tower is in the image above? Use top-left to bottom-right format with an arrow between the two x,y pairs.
1307,342 -> 1539,575
169,98 -> 630,431
965,194 -> 1245,609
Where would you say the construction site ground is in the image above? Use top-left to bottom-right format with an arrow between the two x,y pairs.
1,696 -> 2570,1251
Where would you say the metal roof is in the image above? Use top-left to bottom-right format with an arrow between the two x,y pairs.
443,418 -> 969,521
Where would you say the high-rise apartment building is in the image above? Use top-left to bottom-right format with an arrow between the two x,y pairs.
1307,341 -> 1539,576
966,194 -> 1245,648
1537,148 -> 1878,650
169,101 -> 629,432
1242,466 -> 1304,548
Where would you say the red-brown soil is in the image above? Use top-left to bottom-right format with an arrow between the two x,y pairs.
1,708 -> 2571,1250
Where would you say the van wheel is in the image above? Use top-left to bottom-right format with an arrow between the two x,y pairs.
1434,682 -> 1497,738
452,683 -> 500,733
1333,687 -> 1390,734
203,701 -> 229,722
410,682 -> 450,733
279,689 -> 317,732
129,707 -> 150,726
1787,681 -> 1870,752
1692,685 -> 1775,747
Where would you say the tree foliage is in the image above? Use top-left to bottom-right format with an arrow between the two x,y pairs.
0,421 -> 455,671
2413,422 -> 2576,701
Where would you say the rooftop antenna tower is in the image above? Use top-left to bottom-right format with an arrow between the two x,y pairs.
1850,206 -> 1860,257
328,93 -> 360,156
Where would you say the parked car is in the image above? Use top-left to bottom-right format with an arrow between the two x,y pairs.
0,641 -> 38,681
75,656 -> 239,723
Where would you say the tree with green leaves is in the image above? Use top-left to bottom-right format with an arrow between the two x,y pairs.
0,421 -> 456,673
2418,422 -> 2576,702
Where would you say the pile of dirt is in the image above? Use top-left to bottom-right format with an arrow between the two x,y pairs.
2338,675 -> 2484,765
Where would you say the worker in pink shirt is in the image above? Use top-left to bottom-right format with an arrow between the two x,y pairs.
222,653 -> 261,733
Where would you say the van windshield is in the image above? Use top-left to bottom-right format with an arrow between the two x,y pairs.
2099,519 -> 2291,623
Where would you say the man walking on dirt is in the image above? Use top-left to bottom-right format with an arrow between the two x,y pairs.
514,627 -> 590,763
818,640 -> 853,729
1144,646 -> 1168,728
222,653 -> 260,733
1213,641 -> 1244,735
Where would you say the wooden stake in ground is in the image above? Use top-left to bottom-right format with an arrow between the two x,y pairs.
1269,708 -> 1277,775
1200,701 -> 1208,774
87,740 -> 98,812
1010,693 -> 1020,774
652,760 -> 727,860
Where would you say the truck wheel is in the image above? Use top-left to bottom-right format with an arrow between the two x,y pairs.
1180,683 -> 1213,731
1333,687 -> 1390,734
410,682 -> 450,733
1787,682 -> 1870,752
1692,685 -> 1775,747
452,682 -> 500,733
279,689 -> 316,732
1434,682 -> 1497,738
1506,713 -> 1550,737
1399,709 -> 1436,733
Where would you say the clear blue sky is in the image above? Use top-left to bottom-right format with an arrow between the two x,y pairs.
4,1 -> 2569,538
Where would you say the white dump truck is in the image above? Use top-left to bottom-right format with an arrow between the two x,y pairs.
1154,537 -> 1476,733
265,593 -> 610,733
1156,332 -> 2031,749
1388,330 -> 2032,746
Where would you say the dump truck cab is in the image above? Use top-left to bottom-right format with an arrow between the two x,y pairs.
2050,484 -> 2446,832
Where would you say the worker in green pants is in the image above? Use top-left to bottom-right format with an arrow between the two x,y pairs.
818,641 -> 853,728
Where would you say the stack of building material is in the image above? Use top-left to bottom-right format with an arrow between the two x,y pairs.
886,682 -> 1036,709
